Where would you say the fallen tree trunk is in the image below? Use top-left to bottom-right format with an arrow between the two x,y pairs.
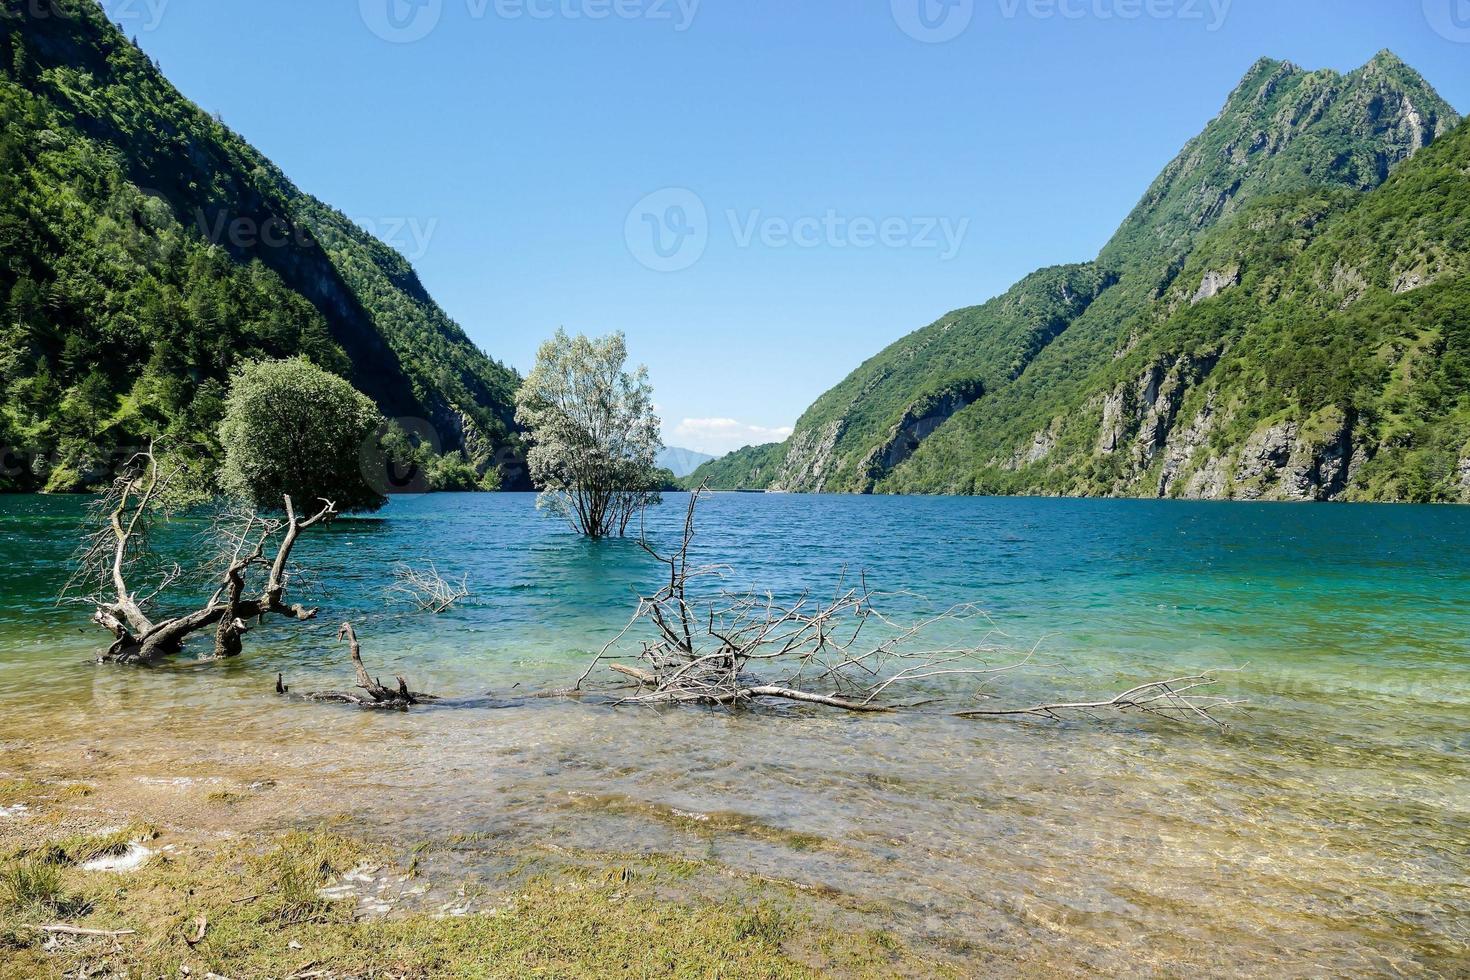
608,663 -> 891,712
744,685 -> 893,713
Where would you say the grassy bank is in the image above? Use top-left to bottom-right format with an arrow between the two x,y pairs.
0,777 -> 949,979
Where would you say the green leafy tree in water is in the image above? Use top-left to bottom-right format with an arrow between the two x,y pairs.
515,330 -> 663,539
219,358 -> 386,513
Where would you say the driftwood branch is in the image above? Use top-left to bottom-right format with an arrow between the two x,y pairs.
608,662 -> 889,712
578,488 -> 1246,726
955,670 -> 1247,728
280,622 -> 438,710
24,924 -> 136,937
579,486 -> 1028,713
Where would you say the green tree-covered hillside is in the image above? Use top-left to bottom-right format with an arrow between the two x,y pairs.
0,1 -> 520,491
691,52 -> 1468,503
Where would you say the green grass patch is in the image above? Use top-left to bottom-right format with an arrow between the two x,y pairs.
0,826 -> 949,979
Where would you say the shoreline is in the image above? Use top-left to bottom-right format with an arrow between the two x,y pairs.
1,770 -> 963,979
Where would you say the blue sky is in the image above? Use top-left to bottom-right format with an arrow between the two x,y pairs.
112,0 -> 1469,455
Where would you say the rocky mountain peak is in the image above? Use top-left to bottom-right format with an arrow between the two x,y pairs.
1100,52 -> 1460,272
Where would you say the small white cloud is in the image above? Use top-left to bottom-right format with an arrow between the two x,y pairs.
671,418 -> 794,457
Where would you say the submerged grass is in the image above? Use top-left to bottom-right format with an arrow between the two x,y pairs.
0,823 -> 945,979
39,822 -> 157,866
562,792 -> 850,855
0,779 -> 46,807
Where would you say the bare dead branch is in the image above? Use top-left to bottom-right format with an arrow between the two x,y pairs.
386,563 -> 470,614
955,670 -> 1247,728
573,487 -> 1247,727
578,486 -> 1031,713
24,925 -> 137,938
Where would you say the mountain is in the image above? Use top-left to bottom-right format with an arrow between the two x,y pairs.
0,2 -> 521,491
657,446 -> 715,478
691,53 -> 1470,503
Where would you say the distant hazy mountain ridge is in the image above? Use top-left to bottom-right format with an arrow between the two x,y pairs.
690,52 -> 1469,503
657,446 -> 715,478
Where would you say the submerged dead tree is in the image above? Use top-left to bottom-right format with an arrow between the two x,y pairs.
66,446 -> 336,664
576,488 -> 1246,726
576,488 -> 1029,712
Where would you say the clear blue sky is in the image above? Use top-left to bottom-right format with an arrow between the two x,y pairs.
113,0 -> 1468,455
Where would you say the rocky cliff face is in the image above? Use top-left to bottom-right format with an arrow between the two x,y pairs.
1101,52 -> 1458,273
856,382 -> 986,491
773,421 -> 846,493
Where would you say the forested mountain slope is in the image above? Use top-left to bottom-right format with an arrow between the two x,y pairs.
693,53 -> 1468,502
0,1 -> 520,491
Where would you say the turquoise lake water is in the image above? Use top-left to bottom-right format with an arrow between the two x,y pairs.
1,492 -> 1467,973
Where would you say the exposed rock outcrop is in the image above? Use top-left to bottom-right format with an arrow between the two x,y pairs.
1330,262 -> 1369,307
1181,455 -> 1230,500
1191,269 -> 1239,304
1097,387 -> 1128,455
1392,269 -> 1433,294
1157,393 -> 1218,497
1233,422 -> 1299,497
773,420 -> 846,493
1096,353 -> 1220,471
859,382 -> 985,488
1006,420 -> 1060,472
1231,409 -> 1359,500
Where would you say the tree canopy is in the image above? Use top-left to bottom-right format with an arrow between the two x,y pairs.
218,358 -> 386,513
515,330 -> 662,538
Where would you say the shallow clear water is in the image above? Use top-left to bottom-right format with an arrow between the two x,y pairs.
2,493 -> 1468,974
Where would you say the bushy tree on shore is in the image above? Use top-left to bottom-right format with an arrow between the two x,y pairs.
515,330 -> 662,538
